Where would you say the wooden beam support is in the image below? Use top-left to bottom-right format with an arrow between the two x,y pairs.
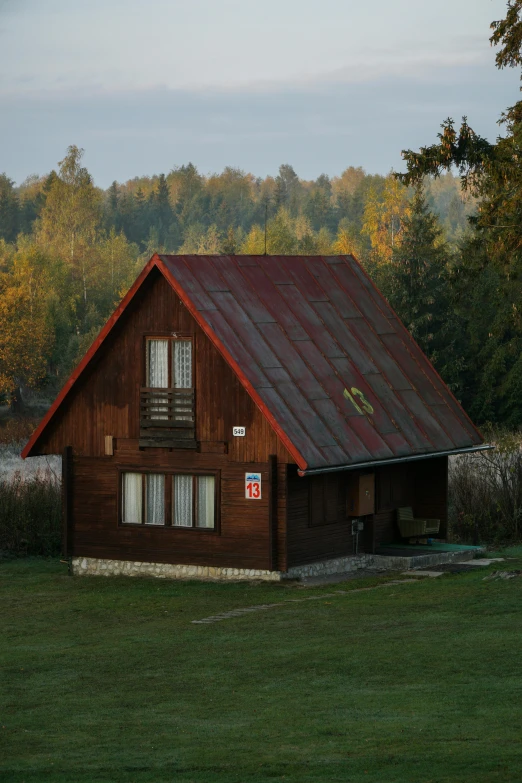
269,454 -> 278,571
62,446 -> 73,558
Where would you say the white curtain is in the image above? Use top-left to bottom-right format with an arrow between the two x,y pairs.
173,341 -> 193,421
173,341 -> 192,388
148,340 -> 169,419
197,476 -> 215,528
148,340 -> 169,386
146,474 -> 165,525
173,475 -> 193,526
123,473 -> 142,523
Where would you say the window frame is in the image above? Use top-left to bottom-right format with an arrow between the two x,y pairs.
172,473 -> 217,530
143,334 -> 194,390
118,467 -> 220,533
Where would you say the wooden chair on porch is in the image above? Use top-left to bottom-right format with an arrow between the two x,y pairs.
397,507 -> 440,539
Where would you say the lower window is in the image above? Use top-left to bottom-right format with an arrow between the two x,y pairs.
173,474 -> 215,528
121,472 -> 216,529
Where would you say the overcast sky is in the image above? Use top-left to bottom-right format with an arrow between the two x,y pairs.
0,0 -> 519,187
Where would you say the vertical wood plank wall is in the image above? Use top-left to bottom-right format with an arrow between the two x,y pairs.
61,446 -> 73,557
67,451 -> 448,570
33,269 -> 292,570
71,452 -> 273,569
286,467 -> 356,567
286,457 -> 449,567
33,269 -> 293,464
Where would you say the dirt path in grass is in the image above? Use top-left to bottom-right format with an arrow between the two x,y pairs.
191,579 -> 419,624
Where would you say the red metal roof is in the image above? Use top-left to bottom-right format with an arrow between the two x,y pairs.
23,254 -> 484,469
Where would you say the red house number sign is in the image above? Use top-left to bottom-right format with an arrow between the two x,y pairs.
245,472 -> 262,499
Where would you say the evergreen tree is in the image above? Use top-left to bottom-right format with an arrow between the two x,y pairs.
304,174 -> 335,231
274,164 -> 301,216
0,174 -> 20,243
117,192 -> 136,243
379,190 -> 454,375
171,163 -> 206,228
396,0 -> 522,424
149,173 -> 175,246
104,181 -> 120,232
133,188 -> 150,246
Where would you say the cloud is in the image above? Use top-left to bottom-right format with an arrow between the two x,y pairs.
0,58 -> 518,187
0,37 -> 497,98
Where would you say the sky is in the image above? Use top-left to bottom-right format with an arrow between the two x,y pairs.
0,0 -> 520,188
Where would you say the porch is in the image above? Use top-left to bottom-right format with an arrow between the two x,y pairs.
285,543 -> 486,582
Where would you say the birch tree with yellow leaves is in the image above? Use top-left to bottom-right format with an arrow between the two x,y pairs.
362,175 -> 411,265
37,146 -> 102,308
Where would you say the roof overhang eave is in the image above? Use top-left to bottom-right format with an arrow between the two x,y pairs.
297,444 -> 495,477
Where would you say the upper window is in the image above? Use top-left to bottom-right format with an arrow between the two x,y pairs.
146,338 -> 193,389
145,338 -> 194,424
121,471 -> 216,529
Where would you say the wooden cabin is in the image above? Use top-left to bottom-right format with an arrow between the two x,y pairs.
23,254 -> 485,580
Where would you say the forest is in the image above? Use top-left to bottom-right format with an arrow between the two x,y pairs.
0,158 -> 482,415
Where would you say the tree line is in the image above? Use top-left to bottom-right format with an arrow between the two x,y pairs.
0,152 -> 472,412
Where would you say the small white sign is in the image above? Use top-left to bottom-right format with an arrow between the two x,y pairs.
233,426 -> 246,437
245,472 -> 261,499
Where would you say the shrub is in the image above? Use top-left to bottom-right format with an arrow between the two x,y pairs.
0,418 -> 38,445
449,429 -> 522,545
0,468 -> 61,557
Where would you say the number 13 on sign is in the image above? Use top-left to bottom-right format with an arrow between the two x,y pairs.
245,473 -> 262,499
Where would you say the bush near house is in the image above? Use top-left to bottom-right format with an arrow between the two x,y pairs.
449,429 -> 522,545
0,467 -> 61,557
0,417 -> 38,444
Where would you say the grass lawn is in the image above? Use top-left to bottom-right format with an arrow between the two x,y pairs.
1,552 -> 522,783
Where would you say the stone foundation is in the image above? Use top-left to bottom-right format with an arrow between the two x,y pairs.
285,554 -> 377,579
71,554 -> 404,581
71,554 -> 383,582
71,557 -> 281,581
71,548 -> 484,582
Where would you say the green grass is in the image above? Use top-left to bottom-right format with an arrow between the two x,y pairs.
1,555 -> 522,783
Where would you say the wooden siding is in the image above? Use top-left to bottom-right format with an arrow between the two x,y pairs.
71,452 -> 274,569
286,456 -> 449,565
61,446 -> 73,556
34,268 -> 293,465
287,467 -> 356,567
